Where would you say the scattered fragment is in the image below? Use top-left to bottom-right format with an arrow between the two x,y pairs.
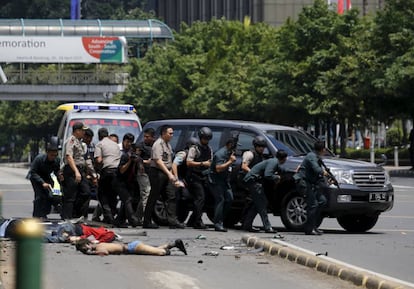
272,233 -> 284,239
220,245 -> 235,250
196,235 -> 207,240
234,255 -> 241,260
56,251 -> 61,254
203,251 -> 219,256
258,261 -> 269,264
197,260 -> 203,264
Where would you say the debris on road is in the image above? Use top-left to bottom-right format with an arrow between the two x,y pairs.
203,251 -> 219,256
220,245 -> 235,250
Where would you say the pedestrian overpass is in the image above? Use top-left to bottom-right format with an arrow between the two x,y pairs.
0,19 -> 174,101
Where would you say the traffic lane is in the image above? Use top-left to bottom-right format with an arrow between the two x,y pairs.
1,228 -> 362,289
262,177 -> 414,283
29,229 -> 361,289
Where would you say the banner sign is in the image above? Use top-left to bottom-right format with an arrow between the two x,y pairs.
0,36 -> 127,63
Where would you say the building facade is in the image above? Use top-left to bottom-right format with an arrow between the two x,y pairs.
147,0 -> 383,31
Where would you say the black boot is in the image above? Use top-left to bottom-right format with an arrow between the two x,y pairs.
167,239 -> 187,255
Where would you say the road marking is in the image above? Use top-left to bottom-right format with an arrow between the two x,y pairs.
147,270 -> 200,289
382,215 -> 414,219
393,185 -> 414,189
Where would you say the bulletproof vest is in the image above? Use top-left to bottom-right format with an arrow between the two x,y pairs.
249,149 -> 264,169
189,144 -> 212,175
177,149 -> 189,178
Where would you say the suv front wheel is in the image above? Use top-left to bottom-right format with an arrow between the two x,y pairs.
280,191 -> 307,231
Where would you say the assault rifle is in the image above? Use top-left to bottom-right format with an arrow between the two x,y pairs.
318,158 -> 344,193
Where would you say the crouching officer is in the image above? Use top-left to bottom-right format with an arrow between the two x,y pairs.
242,150 -> 288,233
294,141 -> 328,235
28,143 -> 61,219
61,122 -> 91,220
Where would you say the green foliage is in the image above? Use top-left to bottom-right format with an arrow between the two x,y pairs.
386,128 -> 402,146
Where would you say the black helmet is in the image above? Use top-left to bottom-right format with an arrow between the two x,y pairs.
252,136 -> 266,147
186,137 -> 199,149
198,127 -> 212,140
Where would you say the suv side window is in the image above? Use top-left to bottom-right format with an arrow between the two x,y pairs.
170,128 -> 183,150
237,131 -> 257,154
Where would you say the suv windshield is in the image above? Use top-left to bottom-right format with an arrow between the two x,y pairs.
266,129 -> 334,156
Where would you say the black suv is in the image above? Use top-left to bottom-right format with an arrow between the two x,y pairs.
137,119 -> 394,232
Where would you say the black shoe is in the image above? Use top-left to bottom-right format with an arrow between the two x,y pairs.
305,229 -> 322,235
174,239 -> 187,255
246,227 -> 260,233
214,224 -> 227,232
265,227 -> 276,233
143,222 -> 159,229
116,222 -> 128,228
169,222 -> 185,229
193,222 -> 207,229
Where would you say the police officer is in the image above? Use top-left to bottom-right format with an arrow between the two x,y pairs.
94,127 -> 121,225
239,135 -> 267,226
243,150 -> 288,233
209,134 -> 238,232
62,122 -> 91,220
241,136 -> 267,173
294,141 -> 328,235
113,133 -> 140,227
143,125 -> 184,229
135,127 -> 155,224
172,137 -> 198,224
28,143 -> 61,219
186,127 -> 213,229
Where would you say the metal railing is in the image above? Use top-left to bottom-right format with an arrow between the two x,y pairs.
3,70 -> 130,85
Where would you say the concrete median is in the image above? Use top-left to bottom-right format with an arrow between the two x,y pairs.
241,234 -> 413,289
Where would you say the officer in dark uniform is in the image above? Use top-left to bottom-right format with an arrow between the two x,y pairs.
209,134 -> 238,232
294,141 -> 328,235
241,136 -> 267,173
186,127 -> 213,229
28,143 -> 61,219
135,127 -> 155,223
112,133 -> 140,227
239,135 -> 267,227
62,122 -> 91,220
243,150 -> 288,232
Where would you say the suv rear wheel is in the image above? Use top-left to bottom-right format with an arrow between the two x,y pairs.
337,214 -> 379,232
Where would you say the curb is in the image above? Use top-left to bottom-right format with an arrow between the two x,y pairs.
389,170 -> 414,178
241,235 -> 414,289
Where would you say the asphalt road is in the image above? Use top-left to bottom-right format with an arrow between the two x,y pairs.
0,166 -> 412,288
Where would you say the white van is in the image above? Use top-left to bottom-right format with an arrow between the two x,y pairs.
56,102 -> 142,147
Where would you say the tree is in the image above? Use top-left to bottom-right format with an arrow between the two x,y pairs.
117,19 -> 281,123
